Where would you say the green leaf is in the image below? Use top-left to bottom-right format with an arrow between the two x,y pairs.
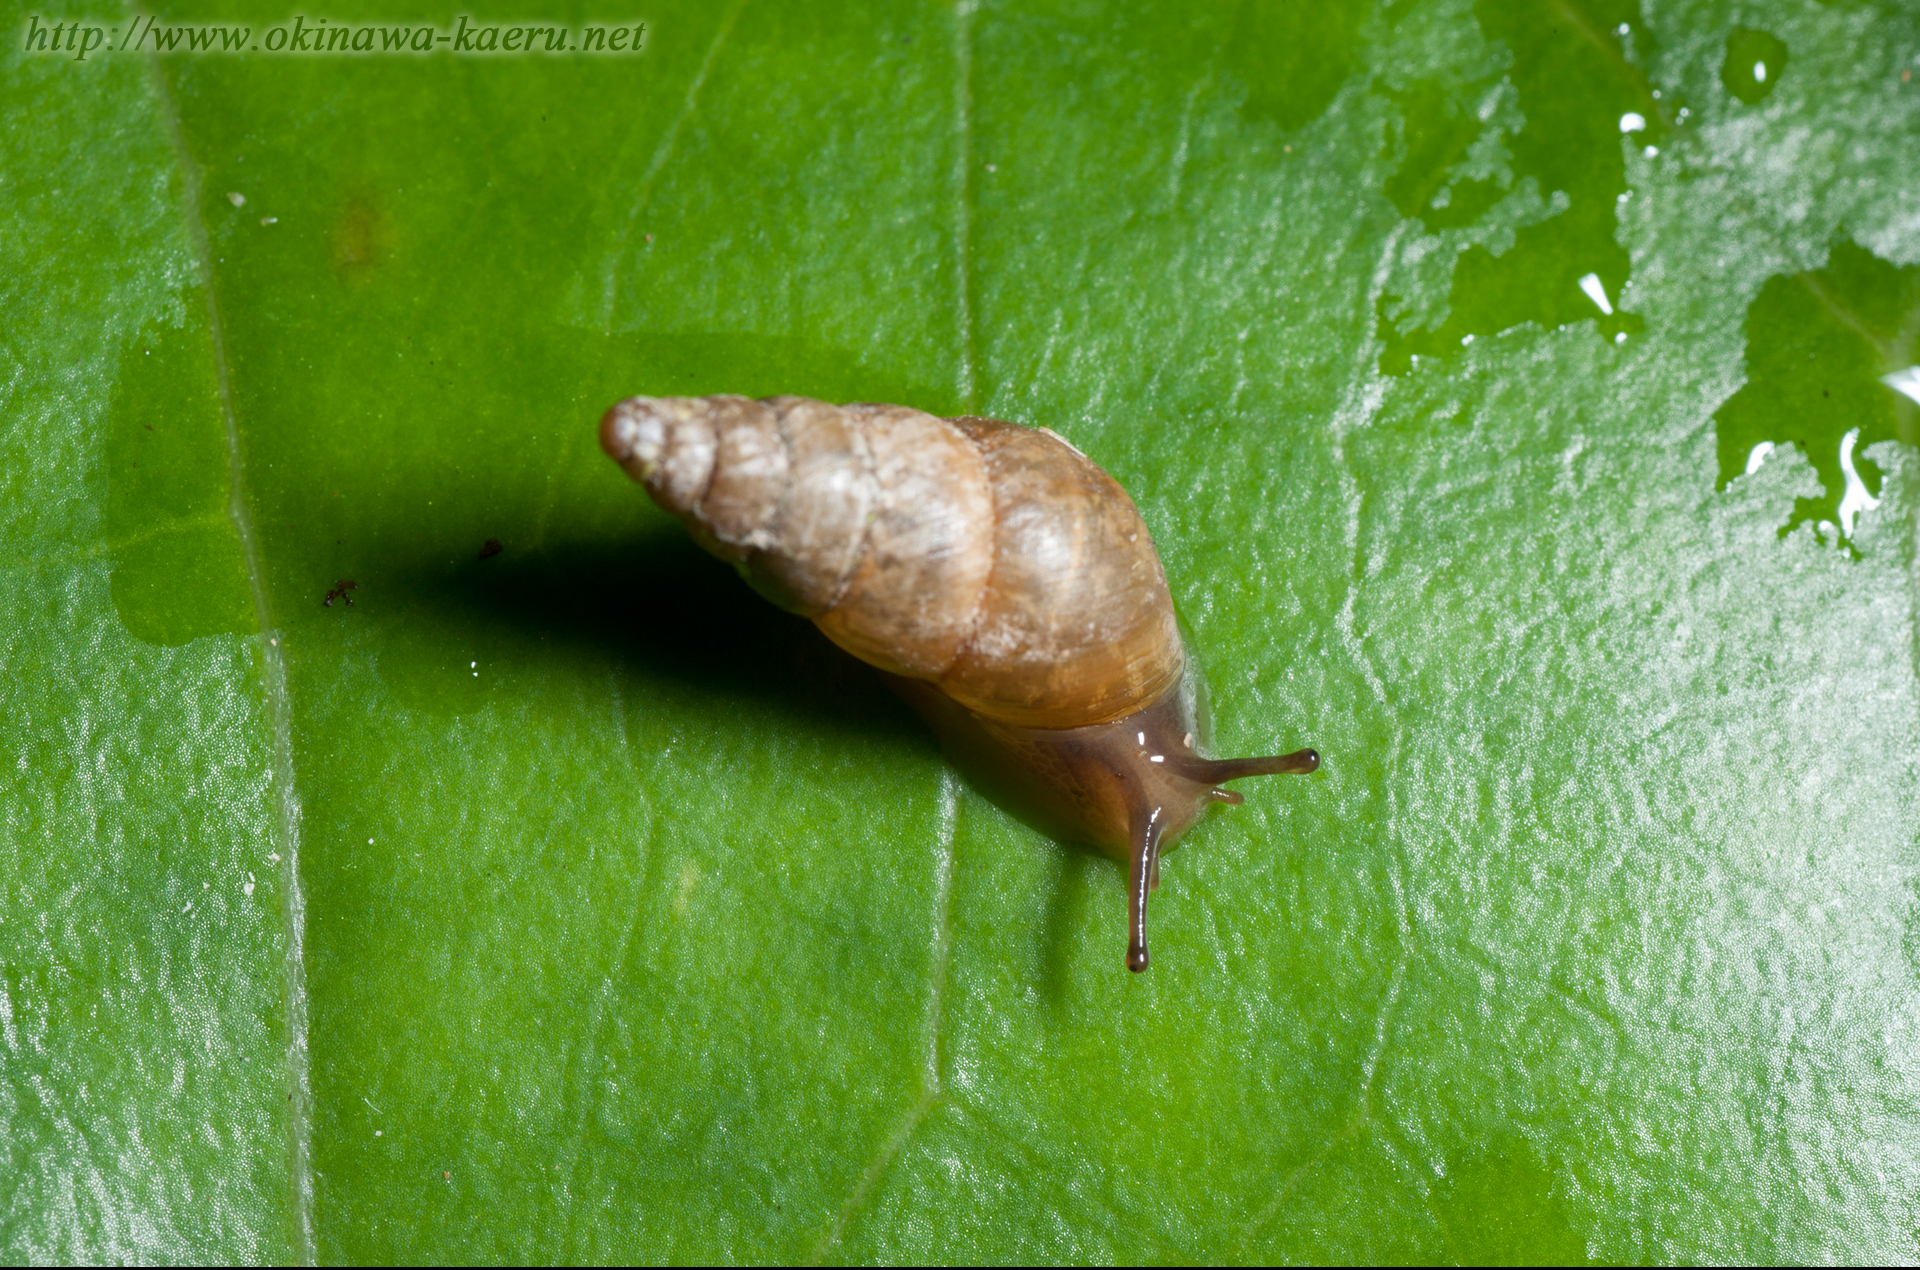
1721,25 -> 1788,105
6,0 -> 1919,1262
1713,240 -> 1920,543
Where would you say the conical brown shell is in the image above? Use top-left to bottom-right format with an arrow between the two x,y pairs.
600,394 -> 1184,729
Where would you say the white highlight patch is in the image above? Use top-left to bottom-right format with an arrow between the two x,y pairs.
1578,273 -> 1613,315
1880,366 -> 1920,406
1754,60 -> 1768,83
1745,441 -> 1775,475
672,859 -> 700,917
1619,112 -> 1646,133
1837,427 -> 1880,538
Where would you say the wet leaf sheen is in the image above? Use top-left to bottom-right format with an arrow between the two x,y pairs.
4,0 -> 1919,1263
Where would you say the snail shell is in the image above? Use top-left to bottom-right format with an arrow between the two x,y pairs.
601,394 -> 1317,971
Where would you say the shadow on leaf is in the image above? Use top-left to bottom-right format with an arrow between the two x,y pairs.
374,527 -> 926,755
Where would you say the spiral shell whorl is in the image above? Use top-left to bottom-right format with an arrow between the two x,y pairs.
600,395 -> 718,518
600,394 -> 1184,729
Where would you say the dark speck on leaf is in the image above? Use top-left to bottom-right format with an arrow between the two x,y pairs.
478,538 -> 503,560
324,580 -> 359,608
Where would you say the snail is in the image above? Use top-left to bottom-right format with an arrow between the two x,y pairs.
600,393 -> 1318,972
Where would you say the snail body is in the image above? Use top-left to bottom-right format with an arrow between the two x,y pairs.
601,394 -> 1317,971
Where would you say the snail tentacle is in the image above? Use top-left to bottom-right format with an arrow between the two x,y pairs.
1127,804 -> 1166,974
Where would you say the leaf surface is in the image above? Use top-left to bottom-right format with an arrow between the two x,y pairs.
4,0 -> 1919,1262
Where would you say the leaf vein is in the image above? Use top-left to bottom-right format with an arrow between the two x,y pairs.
600,0 -> 746,333
806,770 -> 959,1262
139,26 -> 314,1265
954,0 -> 977,411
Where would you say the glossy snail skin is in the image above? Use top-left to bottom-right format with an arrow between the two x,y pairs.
600,393 -> 1317,972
